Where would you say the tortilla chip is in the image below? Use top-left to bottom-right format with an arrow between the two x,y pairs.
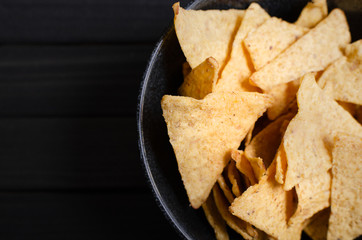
266,79 -> 300,120
245,113 -> 294,172
245,17 -> 308,70
295,0 -> 328,28
327,133 -> 362,240
227,161 -> 243,197
214,3 -> 269,93
161,92 -> 272,208
173,2 -> 245,69
244,123 -> 254,146
178,57 -> 219,99
213,184 -> 256,240
230,161 -> 302,239
274,143 -> 288,185
318,41 -> 362,105
337,101 -> 357,116
217,175 -> 235,204
250,9 -> 351,91
231,150 -> 257,185
282,73 -> 362,191
288,171 -> 331,227
202,194 -> 229,240
182,61 -> 192,78
304,208 -> 330,240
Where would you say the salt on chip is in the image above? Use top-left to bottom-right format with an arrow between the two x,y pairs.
230,160 -> 303,239
318,40 -> 362,105
288,171 -> 331,227
213,184 -> 256,240
202,193 -> 229,240
282,73 -> 362,191
304,208 -> 330,240
214,3 -> 269,93
295,0 -> 328,28
178,57 -> 219,99
250,9 -> 351,91
266,79 -> 300,120
244,17 -> 308,71
161,92 -> 272,208
327,133 -> 362,240
173,2 -> 245,69
231,150 -> 257,185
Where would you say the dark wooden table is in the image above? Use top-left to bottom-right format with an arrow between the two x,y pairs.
0,0 -> 194,239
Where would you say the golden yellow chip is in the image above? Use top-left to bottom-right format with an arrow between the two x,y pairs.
231,150 -> 257,185
295,0 -> 328,28
213,184 -> 256,240
202,194 -> 229,240
230,161 -> 303,239
214,3 -> 269,93
274,142 -> 288,185
227,161 -> 243,197
266,79 -> 300,120
161,92 -> 272,208
217,175 -> 235,204
328,133 -> 362,240
318,40 -> 362,105
250,9 -> 350,91
304,208 -> 330,240
288,171 -> 331,227
173,2 -> 245,69
244,17 -> 308,70
178,57 -> 219,99
282,73 -> 362,191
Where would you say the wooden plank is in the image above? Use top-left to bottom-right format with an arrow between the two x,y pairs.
0,117 -> 145,189
0,0 -> 192,43
0,44 -> 154,117
0,192 -> 179,239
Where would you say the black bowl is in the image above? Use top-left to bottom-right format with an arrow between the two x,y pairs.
137,0 -> 362,239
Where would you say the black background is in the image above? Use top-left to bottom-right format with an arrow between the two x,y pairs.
0,0 -> 195,239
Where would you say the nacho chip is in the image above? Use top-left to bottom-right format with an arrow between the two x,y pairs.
231,150 -> 257,185
327,133 -> 362,240
217,175 -> 235,204
318,41 -> 362,105
230,161 -> 302,239
245,17 -> 308,70
304,208 -> 330,240
288,171 -> 331,227
295,0 -> 328,28
173,2 -> 245,69
214,3 -> 269,93
227,161 -> 243,197
250,9 -> 351,91
244,123 -> 254,146
202,193 -> 229,240
266,79 -> 300,120
245,113 -> 294,172
213,184 -> 255,240
274,142 -> 288,185
182,61 -> 192,78
161,92 -> 272,208
282,73 -> 362,191
178,57 -> 219,99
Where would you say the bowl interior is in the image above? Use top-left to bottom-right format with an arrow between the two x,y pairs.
138,0 -> 362,239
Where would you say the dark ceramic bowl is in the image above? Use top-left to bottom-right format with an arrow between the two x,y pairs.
137,0 -> 362,239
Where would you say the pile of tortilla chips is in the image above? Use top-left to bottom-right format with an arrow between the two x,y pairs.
161,1 -> 362,239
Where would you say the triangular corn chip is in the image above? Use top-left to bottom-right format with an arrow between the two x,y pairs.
178,57 -> 219,99
161,92 -> 272,208
227,161 -> 243,197
245,17 -> 308,70
250,9 -> 350,91
214,3 -> 269,93
295,0 -> 328,28
328,133 -> 362,240
318,40 -> 362,105
213,184 -> 256,240
173,2 -> 245,69
217,175 -> 235,204
282,73 -> 362,191
231,150 -> 257,185
304,208 -> 330,240
202,194 -> 229,240
288,171 -> 331,227
230,161 -> 302,239
266,79 -> 300,120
